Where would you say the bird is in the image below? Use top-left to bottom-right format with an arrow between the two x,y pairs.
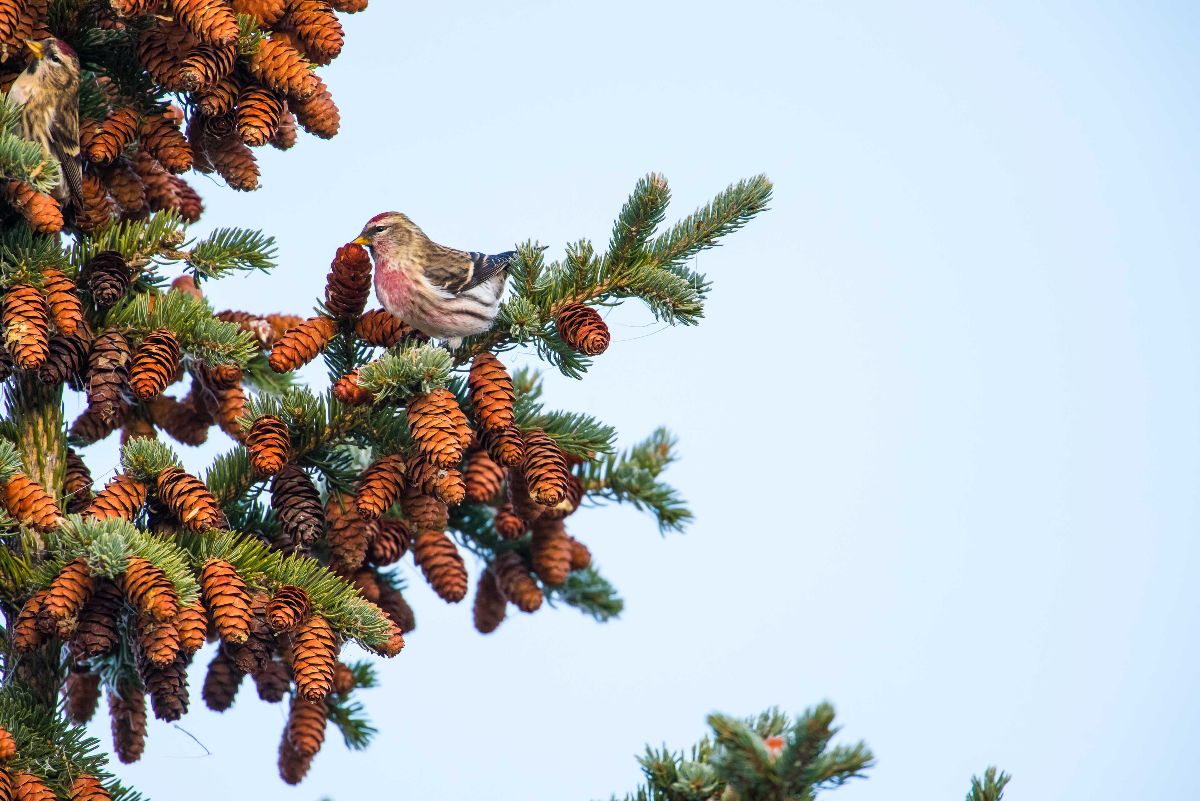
7,37 -> 83,208
353,212 -> 534,346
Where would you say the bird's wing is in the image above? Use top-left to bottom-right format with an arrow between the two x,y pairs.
421,243 -> 478,295
459,250 -> 517,292
51,112 -> 84,208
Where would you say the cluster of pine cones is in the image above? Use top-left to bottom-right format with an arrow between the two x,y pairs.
0,725 -> 110,801
0,0 -> 364,234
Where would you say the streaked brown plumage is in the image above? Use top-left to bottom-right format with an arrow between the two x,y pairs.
8,38 -> 83,207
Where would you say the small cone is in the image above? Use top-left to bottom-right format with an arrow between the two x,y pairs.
0,726 -> 15,760
3,473 -> 61,531
3,284 -> 50,369
74,171 -> 117,232
140,653 -> 189,722
355,453 -> 406,519
198,76 -> 239,116
266,585 -> 310,631
85,331 -> 132,423
231,0 -> 286,25
178,42 -> 237,92
3,181 -> 63,234
355,309 -> 422,347
69,581 -> 122,659
84,251 -> 131,308
507,467 -> 546,523
324,243 -> 371,318
333,662 -> 356,695
287,695 -> 327,758
464,449 -> 504,503
64,451 -> 94,513
138,617 -> 181,667
278,735 -> 313,785
246,414 -> 290,475
38,333 -> 90,389
156,466 -> 223,530
246,35 -> 320,100
139,112 -> 193,174
236,84 -> 285,145
493,551 -> 544,613
108,684 -> 147,764
104,159 -> 147,214
493,503 -> 527,540
377,580 -> 416,633
120,556 -> 179,622
480,424 -> 525,468
176,601 -> 209,654
521,430 -> 570,505
13,591 -> 47,652
13,772 -> 55,801
399,489 -> 448,532
282,0 -> 343,64
568,536 -> 592,571
42,557 -> 96,626
412,530 -> 468,603
69,775 -> 111,801
83,107 -> 139,164
467,352 -> 515,431
254,659 -> 290,703
271,466 -> 325,551
332,369 -> 373,405
268,315 -> 337,372
292,614 -> 338,703
173,0 -> 238,43
202,650 -> 243,712
271,106 -> 298,150
41,268 -> 85,337
64,669 -> 102,725
408,388 -> 470,468
368,518 -> 411,565
84,474 -> 147,521
530,519 -> 572,586
216,382 -> 248,440
556,303 -> 611,356
199,558 -> 252,644
130,328 -> 181,400
326,492 -> 372,572
407,457 -> 466,506
291,78 -> 340,138
472,567 -> 507,634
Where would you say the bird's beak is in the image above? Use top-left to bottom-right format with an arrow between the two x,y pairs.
352,235 -> 370,246
25,40 -> 44,59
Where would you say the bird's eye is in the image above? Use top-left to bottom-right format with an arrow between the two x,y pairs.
370,226 -> 385,235
47,54 -> 59,63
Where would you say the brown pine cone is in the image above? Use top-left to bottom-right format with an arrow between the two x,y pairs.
84,251 -> 131,308
103,159 -> 148,214
215,382 -> 247,440
202,650 -> 243,711
464,449 -> 505,503
556,303 -> 611,356
38,333 -> 88,389
292,614 -> 338,703
134,151 -> 180,212
568,536 -> 592,571
271,466 -> 325,551
70,412 -> 120,449
377,580 -> 415,633
399,489 -> 448,532
507,467 -> 545,522
85,474 -> 147,521
3,181 -> 63,234
205,127 -> 260,190
3,284 -> 50,369
492,551 -> 543,613
291,77 -> 340,138
173,0 -> 238,43
41,268 -> 84,337
268,315 -> 337,372
0,726 -> 13,760
522,430 -> 569,505
42,557 -> 96,626
195,360 -> 241,389
0,0 -> 23,43
141,653 -> 189,722
246,35 -> 319,101
408,388 -> 470,468
355,308 -> 422,347
69,580 -> 122,659
278,737 -> 313,786
407,457 -> 466,506
480,424 -> 525,468
266,312 -> 305,343
148,390 -> 212,447
108,683 -> 147,763
493,503 -> 527,540
231,0 -> 286,25
349,567 -> 381,602
83,107 -> 139,164
156,466 -> 223,530
412,529 -> 468,603
539,472 -> 585,521
324,243 -> 371,318
530,519 -> 572,586
467,352 -> 515,431
246,414 -> 290,475
332,369 -> 373,405
135,22 -> 192,90
85,331 -> 132,423
287,695 -> 327,758
472,567 -> 507,634
75,171 -> 117,233
330,0 -> 367,11
129,329 -> 180,400
271,106 -> 298,150
282,0 -> 343,64
178,42 -> 237,92
121,556 -> 179,622
171,176 -> 205,221
4,473 -> 61,531
13,591 -> 47,652
176,601 -> 209,654
254,659 -> 291,702
369,518 -> 411,565
199,559 -> 252,644
355,453 -> 406,519
68,775 -> 110,801
267,584 -> 309,631
222,591 -> 273,674
64,669 -> 102,725
236,84 -> 285,146
198,76 -> 240,116
139,113 -> 193,174
64,448 -> 93,512
138,617 -> 181,667
14,772 -> 55,801
332,662 -> 355,695
326,492 -> 372,572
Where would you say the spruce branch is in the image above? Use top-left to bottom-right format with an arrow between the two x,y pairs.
545,567 -> 623,622
577,428 -> 691,533
966,767 -> 1011,801
104,290 -> 259,367
0,225 -> 70,286
185,227 -> 278,280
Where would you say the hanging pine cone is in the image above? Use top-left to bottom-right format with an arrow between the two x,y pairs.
41,268 -> 85,337
64,449 -> 93,513
282,0 -> 343,64
507,467 -> 545,522
38,333 -> 90,388
492,551 -> 544,613
121,414 -> 157,446
121,556 -> 179,622
287,695 -> 327,757
369,518 -> 411,565
83,107 -> 139,164
173,0 -> 238,43
69,581 -> 122,659
246,35 -> 320,100
568,536 -> 592,571
493,503 -> 527,540
207,128 -> 260,190
472,567 -> 507,634
355,453 -> 406,519
42,557 -> 96,627
3,284 -> 50,369
278,737 -> 313,786
2,181 -> 63,234
198,75 -> 239,116
556,302 -> 611,356
412,529 -> 468,603
199,559 -> 252,644
14,772 -> 55,801
464,449 -> 505,503
156,466 -> 223,530
85,474 -> 147,521
254,659 -> 290,703
178,42 -> 237,92
195,359 -> 241,389
326,492 -> 372,572
271,106 -> 298,150
74,171 -> 117,232
355,308 -> 422,347
108,684 -> 147,764
140,653 -> 189,722
70,408 -> 121,446
64,669 -> 102,725
68,775 -> 110,801
84,251 -> 131,308
139,112 -> 193,173
176,601 -> 208,654
292,614 -> 338,703
129,329 -> 180,400
408,388 -> 470,468
399,489 -> 448,533
291,78 -> 340,138
268,315 -> 337,372
13,591 -> 47,652
324,243 -> 371,317
377,580 -> 416,633
271,466 -> 325,551
467,352 -> 515,431
530,519 -> 572,586
332,369 -> 373,405
235,84 -> 284,145
85,331 -> 132,422
138,617 -> 181,667
246,414 -> 290,474
539,471 -> 585,522
215,382 -> 247,440
148,390 -> 212,447
407,457 -> 466,506
480,424 -> 525,468
104,159 -> 148,214
522,430 -> 570,505
332,662 -> 356,695
232,0 -> 286,25
3,472 -> 61,531
266,585 -> 309,631
201,650 -> 243,711
135,22 -> 191,91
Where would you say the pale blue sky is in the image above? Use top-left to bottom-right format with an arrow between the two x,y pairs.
83,2 -> 1200,799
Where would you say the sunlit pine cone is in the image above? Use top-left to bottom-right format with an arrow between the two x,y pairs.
236,84 -> 285,146
12,591 -> 48,652
464,449 -> 504,503
281,0 -> 343,64
207,129 -> 260,191
83,107 -> 139,164
332,369 -> 373,405
324,242 -> 371,318
292,614 -> 338,703
139,112 -> 193,174
120,556 -> 179,622
493,503 -> 527,540
246,35 -> 320,101
539,472 -> 585,522
271,466 -> 325,551
2,180 -> 63,233
326,492 -> 372,572
64,668 -> 102,725
406,456 -> 466,506
267,312 -> 305,343
530,519 -> 572,586
178,42 -> 237,92
68,775 -> 109,801
492,551 -> 543,613
407,388 -> 470,468
198,75 -> 240,116
467,352 -> 515,431
38,333 -> 89,388
103,159 -> 148,214
267,585 -> 310,631
215,382 -> 247,440
3,284 -> 50,368
129,329 -> 181,400
0,0 -> 23,43
480,424 -> 525,468
173,0 -> 238,43
412,529 -> 468,603
291,77 -> 340,138
3,472 -> 61,531
41,268 -> 84,336
355,453 -> 406,519
287,694 -> 327,758
202,649 -> 243,711
176,601 -> 209,654
246,414 -> 290,475
138,617 -> 181,667
472,567 -> 507,634
199,559 -> 252,644
84,251 -> 131,308
156,466 -> 223,530
108,683 -> 146,764
268,315 -> 337,372
555,302 -> 611,356
135,21 -> 192,90
521,430 -> 570,506
14,772 -> 55,801
355,308 -> 423,346
42,557 -> 96,628
232,0 -> 286,25
368,518 -> 410,565
64,448 -> 94,513
74,171 -> 117,233
399,489 -> 448,532
68,580 -> 122,660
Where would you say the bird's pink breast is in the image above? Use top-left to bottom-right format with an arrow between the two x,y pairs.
374,260 -> 414,316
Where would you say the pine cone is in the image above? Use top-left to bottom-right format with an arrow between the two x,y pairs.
539,471 -> 585,521
3,473 -> 60,531
38,333 -> 90,388
246,35 -> 319,100
130,328 -> 180,400
464,449 -> 504,503
121,556 -> 179,622
138,617 -> 181,667
408,388 -> 470,468
103,159 -> 148,214
368,518 -> 410,565
171,176 -> 205,221
291,77 -> 340,138
492,551 -> 543,613
355,453 -> 406,519
156,466 -> 223,530
267,585 -> 309,631
215,382 -> 247,440
521,430 -> 569,505
480,424 -> 525,468
0,0 -> 23,43
324,243 -> 371,317
200,558 -> 252,644
0,726 -> 14,760
254,659 -> 290,702
493,503 -> 527,540
268,315 -> 337,372
108,684 -> 147,763
202,650 -> 244,711
141,653 -> 189,722
64,448 -> 93,513
69,581 -> 122,659
377,580 -> 415,633
283,0 -> 343,64
13,772 -> 55,801
84,251 -> 131,308
198,76 -> 240,116
330,0 -> 367,11
407,457 -> 466,506
271,106 -> 298,150
507,467 -> 545,522
176,601 -> 209,654
556,303 -> 611,356
178,42 -> 237,92
173,0 -> 238,43
139,113 -> 193,174
467,352 -> 515,431
83,107 -> 139,164
472,567 -> 507,634
236,84 -> 285,145
332,369 -> 373,405
2,181 -> 63,234
85,474 -> 147,521
355,308 -> 422,347
85,331 -> 132,422
148,390 -> 212,447
326,492 -> 372,572
75,171 -> 118,232
568,536 -> 592,571
13,591 -> 47,652
3,284 -> 49,369
135,22 -> 192,90
332,661 -> 355,695
231,0 -> 286,25
41,268 -> 84,337
412,529 -> 468,603
292,614 -> 338,703
246,414 -> 290,474
271,466 -> 325,551
287,695 -> 327,758
278,737 -> 313,786
399,489 -> 448,532
530,519 -> 572,586
42,557 -> 96,627
64,669 -> 102,725
207,126 -> 260,190
68,775 -> 110,801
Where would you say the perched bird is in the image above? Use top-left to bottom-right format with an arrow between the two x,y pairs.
354,212 -> 533,345
7,37 -> 83,207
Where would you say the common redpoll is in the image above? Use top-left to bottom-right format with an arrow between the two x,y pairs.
354,212 -> 532,344
7,38 -> 83,207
